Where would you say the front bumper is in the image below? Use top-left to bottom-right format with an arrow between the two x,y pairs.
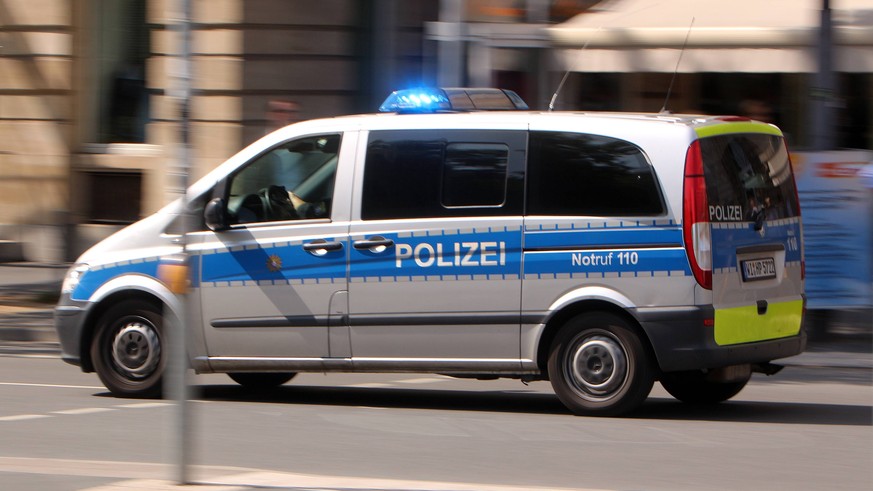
53,298 -> 92,369
634,305 -> 807,373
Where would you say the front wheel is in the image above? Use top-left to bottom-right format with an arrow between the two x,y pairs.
660,370 -> 750,404
548,312 -> 654,416
90,299 -> 165,398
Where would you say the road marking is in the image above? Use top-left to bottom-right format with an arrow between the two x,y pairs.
0,457 -> 605,491
116,402 -> 172,409
348,382 -> 392,388
1,398 -> 170,423
395,376 -> 450,384
0,414 -> 51,421
52,407 -> 116,415
0,353 -> 59,359
0,381 -> 103,389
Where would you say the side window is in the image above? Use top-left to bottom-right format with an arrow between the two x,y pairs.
442,143 -> 508,207
362,130 -> 522,220
226,134 -> 340,224
527,132 -> 664,216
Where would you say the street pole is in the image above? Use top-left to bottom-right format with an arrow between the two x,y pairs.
163,0 -> 193,484
811,0 -> 836,150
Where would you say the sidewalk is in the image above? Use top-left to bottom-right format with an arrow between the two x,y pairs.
1,262 -> 871,369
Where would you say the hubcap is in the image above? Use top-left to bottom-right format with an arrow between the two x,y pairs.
568,334 -> 628,399
111,320 -> 160,379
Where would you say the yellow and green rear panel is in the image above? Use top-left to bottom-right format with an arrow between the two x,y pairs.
714,299 -> 803,346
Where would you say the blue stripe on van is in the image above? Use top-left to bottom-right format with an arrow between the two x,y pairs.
523,247 -> 691,277
524,227 -> 683,250
200,241 -> 347,285
711,218 -> 803,270
72,259 -> 162,301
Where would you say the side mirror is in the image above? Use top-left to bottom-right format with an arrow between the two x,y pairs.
204,198 -> 228,231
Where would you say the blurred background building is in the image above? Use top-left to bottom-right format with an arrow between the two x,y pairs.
1,1 -> 871,280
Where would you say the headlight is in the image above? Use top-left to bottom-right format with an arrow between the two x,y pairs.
61,263 -> 90,294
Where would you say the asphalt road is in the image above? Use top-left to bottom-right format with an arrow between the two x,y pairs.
1,351 -> 871,491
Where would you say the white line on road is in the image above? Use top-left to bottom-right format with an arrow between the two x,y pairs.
115,402 -> 172,409
395,376 -> 451,384
0,381 -> 103,389
0,414 -> 51,421
52,407 -> 116,415
0,353 -> 59,359
0,457 -> 604,491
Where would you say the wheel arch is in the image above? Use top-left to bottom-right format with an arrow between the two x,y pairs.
78,277 -> 176,373
535,299 -> 657,376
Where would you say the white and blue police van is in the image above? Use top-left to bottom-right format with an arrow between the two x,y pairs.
54,88 -> 806,416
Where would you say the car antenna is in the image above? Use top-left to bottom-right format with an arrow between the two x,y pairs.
660,17 -> 695,114
548,2 -> 662,112
548,27 -> 601,112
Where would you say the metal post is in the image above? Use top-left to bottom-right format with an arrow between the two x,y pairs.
811,0 -> 836,150
165,0 -> 193,484
438,0 -> 465,87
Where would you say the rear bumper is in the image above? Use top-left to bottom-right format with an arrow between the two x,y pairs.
634,305 -> 807,373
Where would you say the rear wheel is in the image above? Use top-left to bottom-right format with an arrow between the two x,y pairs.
660,370 -> 750,404
90,299 -> 165,398
228,372 -> 297,390
547,312 -> 654,416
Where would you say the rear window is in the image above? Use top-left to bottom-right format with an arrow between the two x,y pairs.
527,132 -> 664,216
699,134 -> 799,222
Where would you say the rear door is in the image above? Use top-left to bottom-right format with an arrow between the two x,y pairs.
699,128 -> 804,345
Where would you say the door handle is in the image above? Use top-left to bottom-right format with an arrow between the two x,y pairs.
353,236 -> 395,252
302,240 -> 343,256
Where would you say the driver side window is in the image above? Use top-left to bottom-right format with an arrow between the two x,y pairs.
226,134 -> 340,224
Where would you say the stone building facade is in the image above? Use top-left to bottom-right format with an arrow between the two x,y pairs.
0,0 -> 438,262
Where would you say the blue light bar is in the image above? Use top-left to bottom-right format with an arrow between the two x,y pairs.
379,88 -> 451,112
379,87 -> 529,113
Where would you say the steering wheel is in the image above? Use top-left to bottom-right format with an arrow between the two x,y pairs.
259,185 -> 298,221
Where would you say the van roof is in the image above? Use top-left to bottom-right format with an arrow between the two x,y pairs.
292,111 -> 782,136
189,111 -> 782,201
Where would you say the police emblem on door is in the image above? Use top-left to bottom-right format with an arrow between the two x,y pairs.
266,254 -> 283,272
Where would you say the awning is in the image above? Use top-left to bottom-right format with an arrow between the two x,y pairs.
547,0 -> 873,73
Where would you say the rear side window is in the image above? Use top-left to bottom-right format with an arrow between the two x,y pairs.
362,130 -> 524,220
699,134 -> 798,222
527,132 -> 664,216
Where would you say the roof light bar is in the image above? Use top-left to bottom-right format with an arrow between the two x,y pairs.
379,88 -> 529,113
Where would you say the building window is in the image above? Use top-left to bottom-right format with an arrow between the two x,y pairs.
91,0 -> 149,143
85,172 -> 143,224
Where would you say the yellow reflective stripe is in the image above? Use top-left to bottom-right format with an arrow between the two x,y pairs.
695,122 -> 783,139
714,299 -> 803,346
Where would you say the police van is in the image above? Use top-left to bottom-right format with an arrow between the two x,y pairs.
54,88 -> 806,416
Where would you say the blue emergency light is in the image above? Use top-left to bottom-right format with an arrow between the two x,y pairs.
379,87 -> 529,113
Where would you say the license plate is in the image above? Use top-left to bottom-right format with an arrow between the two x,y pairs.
741,257 -> 776,281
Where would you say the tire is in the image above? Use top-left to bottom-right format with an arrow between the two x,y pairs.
90,299 -> 165,398
660,370 -> 750,404
548,312 -> 654,416
228,372 -> 297,390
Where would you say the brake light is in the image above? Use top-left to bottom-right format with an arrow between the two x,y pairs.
683,141 -> 712,290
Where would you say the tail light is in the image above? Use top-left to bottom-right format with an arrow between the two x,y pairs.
683,141 -> 712,290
